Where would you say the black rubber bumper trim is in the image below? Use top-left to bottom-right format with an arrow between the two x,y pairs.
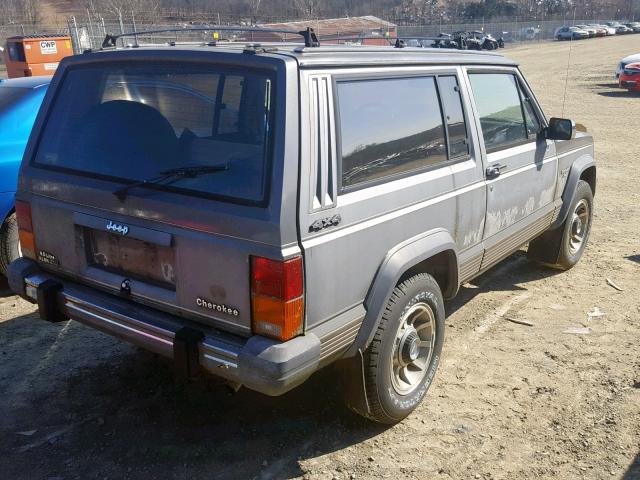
174,327 -> 205,380
36,279 -> 68,323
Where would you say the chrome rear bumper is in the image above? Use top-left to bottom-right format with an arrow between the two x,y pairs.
9,258 -> 321,396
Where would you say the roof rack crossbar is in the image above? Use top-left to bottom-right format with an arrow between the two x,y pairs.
314,34 -> 472,46
102,25 -> 319,49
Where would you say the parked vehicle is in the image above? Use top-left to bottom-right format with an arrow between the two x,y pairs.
586,25 -> 608,37
0,76 -> 50,275
624,22 -> 640,33
619,62 -> 640,91
575,25 -> 597,37
468,31 -> 501,50
555,26 -> 590,40
607,22 -> 633,34
597,24 -> 618,35
494,31 -> 513,43
9,29 -> 596,424
519,26 -> 541,41
431,33 -> 462,49
616,53 -> 640,78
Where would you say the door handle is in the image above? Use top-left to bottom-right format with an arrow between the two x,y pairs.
486,163 -> 507,179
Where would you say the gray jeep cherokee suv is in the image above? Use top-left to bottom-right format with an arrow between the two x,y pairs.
9,33 -> 596,424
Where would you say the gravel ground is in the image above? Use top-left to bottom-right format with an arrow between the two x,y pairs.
0,35 -> 639,480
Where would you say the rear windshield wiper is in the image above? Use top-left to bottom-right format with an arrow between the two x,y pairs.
113,164 -> 228,202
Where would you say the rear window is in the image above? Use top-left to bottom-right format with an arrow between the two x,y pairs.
34,62 -> 274,205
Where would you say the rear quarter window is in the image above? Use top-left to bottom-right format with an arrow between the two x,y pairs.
337,76 -> 447,190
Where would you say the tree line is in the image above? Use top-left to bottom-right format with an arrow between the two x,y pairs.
3,0 -> 639,26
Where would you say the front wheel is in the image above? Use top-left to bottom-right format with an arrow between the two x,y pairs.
359,273 -> 445,424
528,180 -> 593,270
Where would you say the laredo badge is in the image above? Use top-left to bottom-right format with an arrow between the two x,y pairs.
38,250 -> 59,266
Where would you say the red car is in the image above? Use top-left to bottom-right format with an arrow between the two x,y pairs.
619,62 -> 640,91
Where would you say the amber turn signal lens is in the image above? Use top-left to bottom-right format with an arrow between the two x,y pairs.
250,255 -> 305,342
15,201 -> 36,260
18,230 -> 36,260
251,295 -> 304,341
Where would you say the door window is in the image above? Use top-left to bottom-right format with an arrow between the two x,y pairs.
518,83 -> 542,137
468,73 -> 529,152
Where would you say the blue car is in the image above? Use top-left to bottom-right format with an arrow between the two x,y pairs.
0,76 -> 50,276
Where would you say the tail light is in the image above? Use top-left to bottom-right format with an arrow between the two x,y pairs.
15,201 -> 36,260
251,256 -> 304,341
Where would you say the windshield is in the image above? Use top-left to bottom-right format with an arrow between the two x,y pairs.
34,62 -> 274,205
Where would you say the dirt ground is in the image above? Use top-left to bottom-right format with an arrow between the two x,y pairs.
1,36 -> 639,480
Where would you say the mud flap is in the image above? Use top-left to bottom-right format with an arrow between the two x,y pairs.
527,225 -> 563,265
36,279 -> 68,323
173,327 -> 204,380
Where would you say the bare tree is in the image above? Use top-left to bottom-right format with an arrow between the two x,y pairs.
293,0 -> 324,19
248,0 -> 262,15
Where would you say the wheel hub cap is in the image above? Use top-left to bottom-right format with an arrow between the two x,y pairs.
568,199 -> 590,255
400,330 -> 420,364
390,302 -> 436,395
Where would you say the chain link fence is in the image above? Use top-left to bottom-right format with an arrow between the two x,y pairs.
66,15 -> 624,53
0,14 -> 629,58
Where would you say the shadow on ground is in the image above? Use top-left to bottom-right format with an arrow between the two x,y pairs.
446,250 -> 561,316
624,452 -> 640,480
625,254 -> 640,264
595,82 -> 621,88
0,311 -> 384,479
597,90 -> 640,98
0,276 -> 12,298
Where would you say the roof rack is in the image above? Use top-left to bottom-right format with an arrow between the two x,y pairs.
102,25 -> 320,49
313,34 -> 471,49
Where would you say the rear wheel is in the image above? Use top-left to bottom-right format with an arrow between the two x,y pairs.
0,213 -> 20,277
355,273 -> 445,424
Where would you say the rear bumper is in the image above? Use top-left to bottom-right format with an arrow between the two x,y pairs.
8,258 -> 321,396
620,80 -> 640,90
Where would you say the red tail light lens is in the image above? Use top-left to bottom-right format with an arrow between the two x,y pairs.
251,256 -> 304,341
15,201 -> 36,259
251,257 -> 303,301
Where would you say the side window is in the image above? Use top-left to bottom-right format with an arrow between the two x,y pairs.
437,76 -> 469,158
337,76 -> 447,190
468,73 -> 528,152
517,83 -> 541,137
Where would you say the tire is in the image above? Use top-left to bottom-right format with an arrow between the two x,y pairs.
528,180 -> 593,270
358,273 -> 445,424
0,213 -> 20,277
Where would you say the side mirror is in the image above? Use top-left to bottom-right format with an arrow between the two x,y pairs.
545,117 -> 574,141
